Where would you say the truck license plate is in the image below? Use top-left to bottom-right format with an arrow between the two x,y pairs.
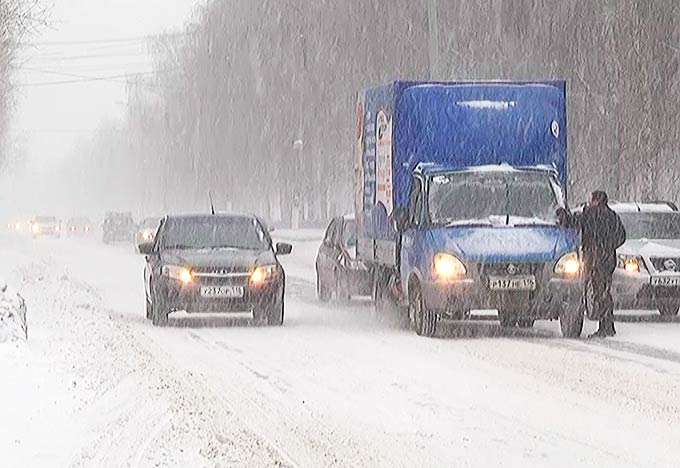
200,286 -> 244,298
650,276 -> 680,287
488,276 -> 536,291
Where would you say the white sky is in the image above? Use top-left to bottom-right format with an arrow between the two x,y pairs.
11,0 -> 199,166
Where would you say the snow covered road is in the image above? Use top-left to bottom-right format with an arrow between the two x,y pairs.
2,234 -> 680,467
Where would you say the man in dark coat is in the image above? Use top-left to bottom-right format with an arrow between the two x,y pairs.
558,191 -> 626,337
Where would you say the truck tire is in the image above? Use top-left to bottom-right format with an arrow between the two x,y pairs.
559,307 -> 583,338
657,300 -> 680,317
410,284 -> 437,337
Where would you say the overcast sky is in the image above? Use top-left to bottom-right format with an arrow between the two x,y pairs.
11,0 -> 199,167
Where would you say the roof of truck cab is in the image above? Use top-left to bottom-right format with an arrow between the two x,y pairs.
415,163 -> 558,177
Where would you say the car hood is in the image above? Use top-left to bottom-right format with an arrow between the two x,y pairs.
619,239 -> 680,257
431,225 -> 578,263
161,248 -> 275,269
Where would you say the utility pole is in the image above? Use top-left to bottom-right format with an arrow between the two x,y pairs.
427,0 -> 440,80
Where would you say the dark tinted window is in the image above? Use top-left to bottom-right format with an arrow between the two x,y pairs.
161,216 -> 269,250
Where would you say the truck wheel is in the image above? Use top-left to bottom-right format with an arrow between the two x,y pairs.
151,287 -> 169,326
559,307 -> 584,338
316,271 -> 331,302
410,285 -> 437,337
657,300 -> 680,317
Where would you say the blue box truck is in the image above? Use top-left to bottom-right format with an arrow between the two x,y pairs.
355,81 -> 584,337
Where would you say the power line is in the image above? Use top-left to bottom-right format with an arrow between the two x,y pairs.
18,71 -> 156,87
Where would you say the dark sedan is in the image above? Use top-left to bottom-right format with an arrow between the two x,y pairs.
316,215 -> 371,302
138,214 -> 292,326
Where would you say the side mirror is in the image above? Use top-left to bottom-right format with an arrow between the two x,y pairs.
276,242 -> 292,256
392,207 -> 409,232
137,240 -> 155,255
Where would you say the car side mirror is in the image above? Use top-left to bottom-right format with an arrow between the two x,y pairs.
276,242 -> 292,256
137,240 -> 155,255
392,207 -> 409,232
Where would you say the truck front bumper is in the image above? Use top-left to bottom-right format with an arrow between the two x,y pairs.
421,276 -> 582,319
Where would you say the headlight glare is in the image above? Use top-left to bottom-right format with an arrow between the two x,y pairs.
433,253 -> 466,281
618,255 -> 643,274
163,265 -> 194,284
554,251 -> 581,275
250,265 -> 277,286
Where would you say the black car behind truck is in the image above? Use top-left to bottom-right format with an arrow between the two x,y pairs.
316,215 -> 371,302
138,214 -> 292,326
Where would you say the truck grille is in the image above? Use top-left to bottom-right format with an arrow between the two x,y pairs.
478,263 -> 542,276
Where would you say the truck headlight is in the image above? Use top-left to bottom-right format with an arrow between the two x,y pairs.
163,265 -> 194,284
434,253 -> 466,281
554,251 -> 581,276
250,265 -> 277,286
31,224 -> 40,234
617,255 -> 644,274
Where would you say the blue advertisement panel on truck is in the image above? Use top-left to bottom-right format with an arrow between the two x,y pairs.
355,81 -> 584,337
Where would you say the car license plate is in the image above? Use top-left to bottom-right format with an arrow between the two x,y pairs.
650,276 -> 680,287
488,275 -> 536,291
200,286 -> 244,298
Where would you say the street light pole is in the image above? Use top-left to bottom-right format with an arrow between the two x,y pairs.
427,0 -> 440,80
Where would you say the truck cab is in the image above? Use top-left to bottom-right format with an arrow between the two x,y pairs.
398,164 -> 582,337
355,81 -> 584,337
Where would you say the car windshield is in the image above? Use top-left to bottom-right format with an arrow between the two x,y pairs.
162,216 -> 269,250
619,213 -> 680,240
428,170 -> 561,225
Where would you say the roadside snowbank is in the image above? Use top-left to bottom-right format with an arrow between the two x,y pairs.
0,280 -> 27,342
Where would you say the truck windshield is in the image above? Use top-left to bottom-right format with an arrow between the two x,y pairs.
619,213 -> 680,240
428,171 -> 560,226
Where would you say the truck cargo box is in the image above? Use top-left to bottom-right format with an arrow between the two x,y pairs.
354,81 -> 567,266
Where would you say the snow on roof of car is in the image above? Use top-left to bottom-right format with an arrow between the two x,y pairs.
417,162 -> 557,176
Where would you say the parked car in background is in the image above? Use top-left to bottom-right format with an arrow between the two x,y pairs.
30,216 -> 61,238
66,217 -> 93,236
316,215 -> 371,302
102,212 -> 136,244
607,204 -> 680,316
135,217 -> 161,248
138,214 -> 292,326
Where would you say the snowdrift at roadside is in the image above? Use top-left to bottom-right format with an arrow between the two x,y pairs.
0,280 -> 27,342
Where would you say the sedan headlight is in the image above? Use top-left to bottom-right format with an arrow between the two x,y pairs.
433,253 -> 466,282
31,224 -> 40,234
141,229 -> 155,241
617,255 -> 645,274
163,265 -> 194,284
554,251 -> 581,276
250,265 -> 278,286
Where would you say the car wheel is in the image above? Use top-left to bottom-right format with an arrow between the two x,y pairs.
517,319 -> 535,328
335,271 -> 351,304
151,286 -> 169,326
410,283 -> 437,337
657,300 -> 680,317
317,270 -> 331,302
559,306 -> 584,338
